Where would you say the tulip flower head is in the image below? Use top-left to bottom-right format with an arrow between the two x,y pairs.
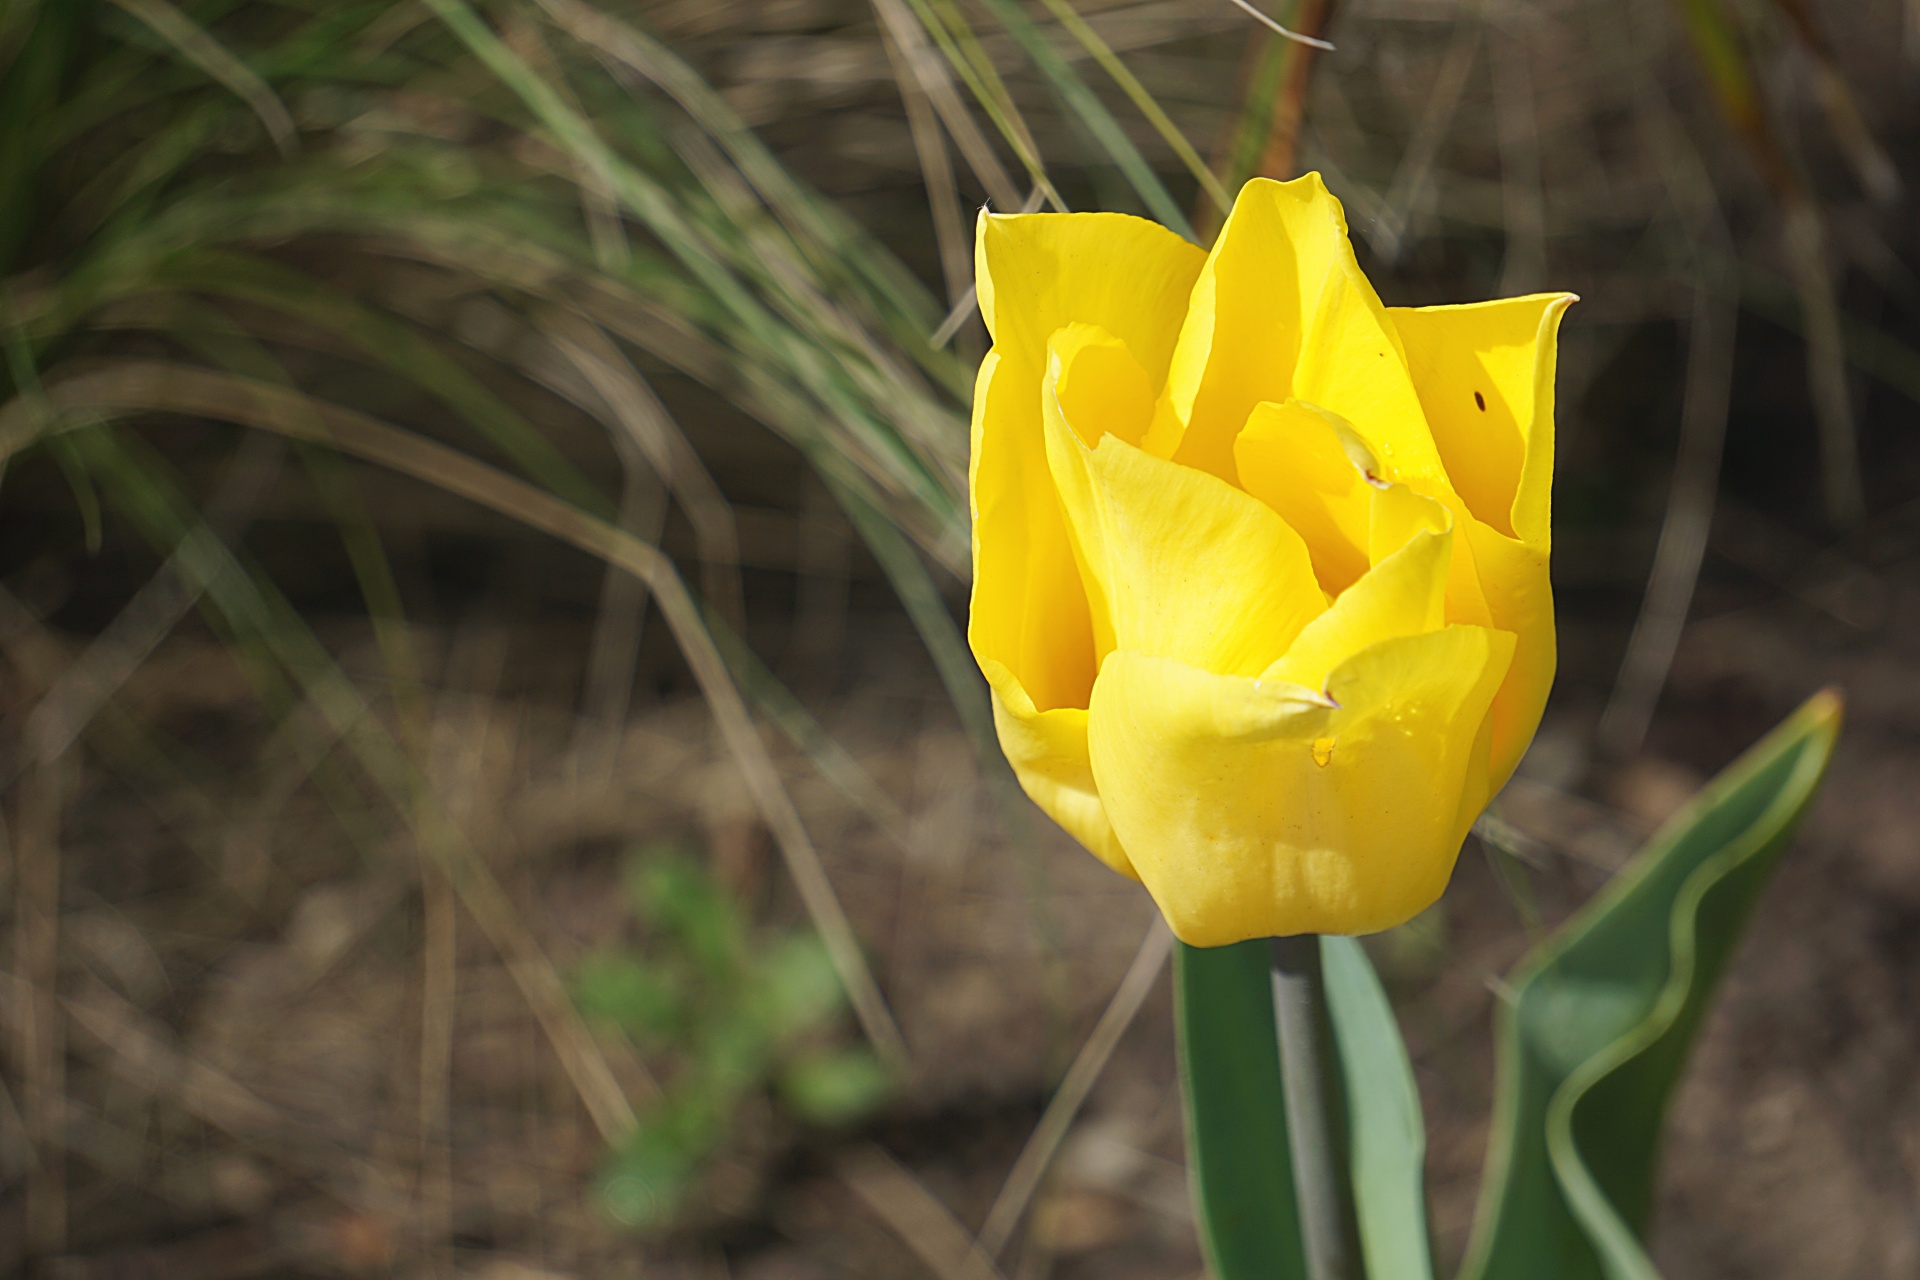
968,175 -> 1573,947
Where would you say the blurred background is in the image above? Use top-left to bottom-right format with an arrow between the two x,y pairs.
1,0 -> 1918,1276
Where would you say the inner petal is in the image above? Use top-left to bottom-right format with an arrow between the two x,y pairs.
1050,322 -> 1156,449
1159,176 -> 1452,498
1262,510 -> 1452,693
1236,398 -> 1376,595
1043,349 -> 1327,678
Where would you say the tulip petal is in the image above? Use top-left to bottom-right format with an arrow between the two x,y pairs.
1463,520 -> 1554,790
1239,405 -> 1490,634
970,352 -> 1097,713
1049,322 -> 1157,449
976,211 -> 1206,386
1235,399 -> 1375,594
969,212 -> 1207,716
1388,294 -> 1571,786
1389,293 -> 1575,543
1089,626 -> 1514,945
1264,522 -> 1451,693
1367,480 -> 1450,565
982,657 -> 1135,878
1163,175 -> 1447,493
1043,372 -> 1327,678
1370,480 -> 1493,631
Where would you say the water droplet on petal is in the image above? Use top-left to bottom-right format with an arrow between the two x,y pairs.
1311,737 -> 1335,767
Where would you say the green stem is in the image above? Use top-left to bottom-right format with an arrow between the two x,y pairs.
1271,934 -> 1360,1280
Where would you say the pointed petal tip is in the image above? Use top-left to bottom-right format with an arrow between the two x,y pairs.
1249,677 -> 1341,711
1806,685 -> 1846,728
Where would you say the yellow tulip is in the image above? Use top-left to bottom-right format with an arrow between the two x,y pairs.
968,174 -> 1573,947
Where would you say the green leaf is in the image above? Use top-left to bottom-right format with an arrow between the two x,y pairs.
1323,935 -> 1435,1280
628,852 -> 747,979
756,933 -> 847,1039
779,1047 -> 893,1126
601,1096 -> 729,1229
1461,690 -> 1844,1280
574,952 -> 685,1040
1175,938 -> 1308,1280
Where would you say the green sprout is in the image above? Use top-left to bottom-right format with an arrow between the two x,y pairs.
576,843 -> 894,1231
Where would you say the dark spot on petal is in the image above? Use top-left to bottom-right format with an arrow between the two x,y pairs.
1473,390 -> 1487,411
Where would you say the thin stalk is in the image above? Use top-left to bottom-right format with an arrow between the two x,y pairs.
1271,934 -> 1359,1280
1255,0 -> 1338,182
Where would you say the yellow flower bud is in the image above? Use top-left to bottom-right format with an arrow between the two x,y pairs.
968,175 -> 1573,947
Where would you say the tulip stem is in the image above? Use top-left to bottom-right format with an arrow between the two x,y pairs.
1271,934 -> 1359,1280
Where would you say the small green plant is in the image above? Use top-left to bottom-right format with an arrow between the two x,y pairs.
575,844 -> 893,1230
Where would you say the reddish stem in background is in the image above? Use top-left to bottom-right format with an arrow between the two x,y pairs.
1257,0 -> 1337,183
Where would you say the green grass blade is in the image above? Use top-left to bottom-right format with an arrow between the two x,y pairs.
0,2 -> 94,272
426,0 -> 966,534
1461,690 -> 1844,1280
823,469 -> 989,749
971,0 -> 1194,238
532,0 -> 960,384
165,249 -> 613,515
108,0 -> 297,156
894,0 -> 1063,209
1175,938 -> 1309,1280
1030,0 -> 1232,216
699,604 -> 913,847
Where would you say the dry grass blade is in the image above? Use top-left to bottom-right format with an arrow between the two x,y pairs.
1372,17 -> 1481,263
533,0 -> 956,358
1225,0 -> 1336,51
840,1145 -> 1009,1280
418,843 -> 456,1265
1769,0 -> 1901,202
1033,0 -> 1232,214
1670,0 -> 1865,526
1599,284 -> 1737,757
930,288 -> 979,350
868,0 -> 1025,212
56,977 -> 385,1197
1781,198 -> 1866,527
1491,16 -> 1546,296
9,755 -> 70,1255
578,435 -> 668,767
931,184 -> 1047,348
21,433 -> 284,767
880,17 -> 973,322
969,918 -> 1174,1267
913,0 -> 1057,204
539,308 -> 744,630
417,630 -> 519,1262
466,850 -> 641,1144
1601,44 -> 1745,757
62,983 -> 292,1146
0,361 -> 911,1075
0,407 -> 646,1154
0,595 -> 77,1259
107,0 -> 298,157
